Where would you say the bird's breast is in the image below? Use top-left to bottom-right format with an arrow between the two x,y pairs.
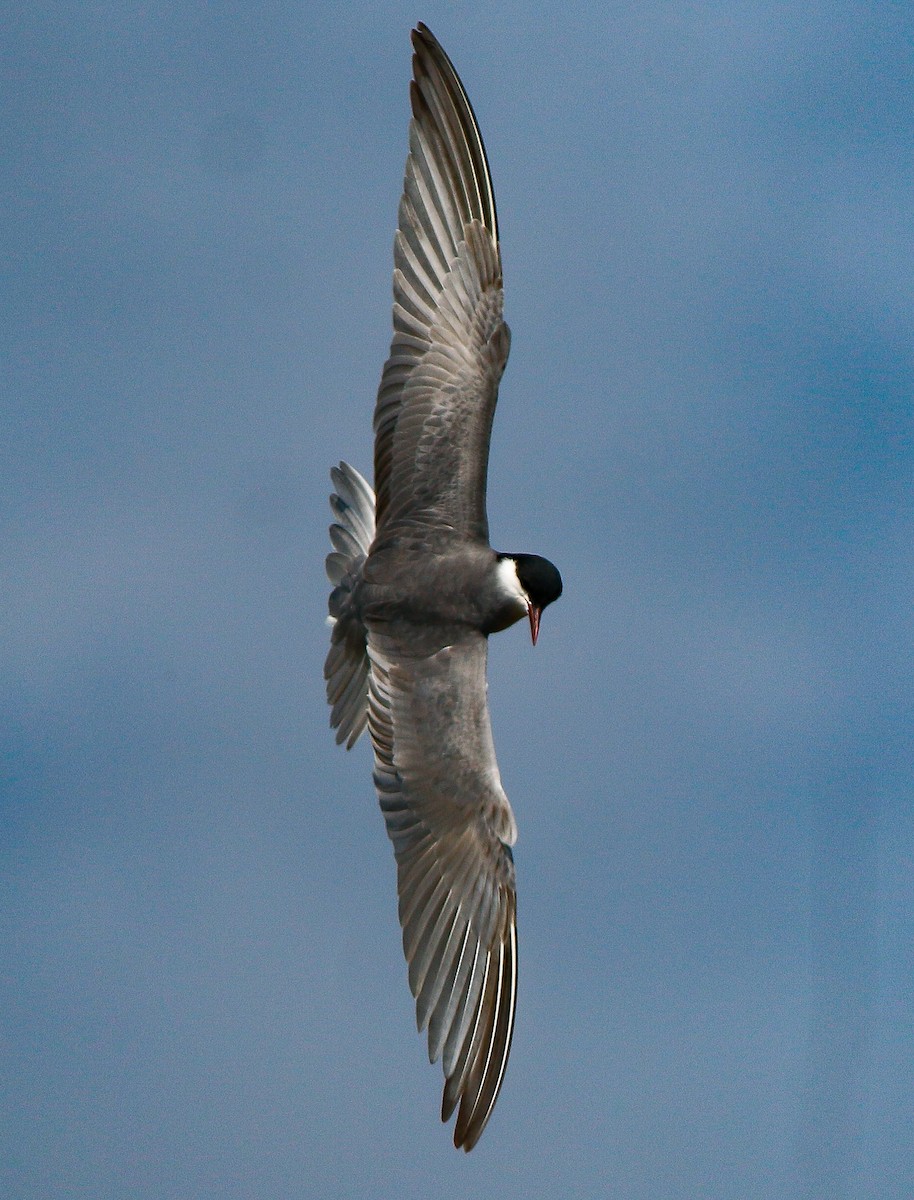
362,541 -> 522,637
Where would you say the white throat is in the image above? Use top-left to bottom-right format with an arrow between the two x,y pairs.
495,556 -> 529,609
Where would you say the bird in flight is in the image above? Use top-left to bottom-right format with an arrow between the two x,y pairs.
324,23 -> 562,1150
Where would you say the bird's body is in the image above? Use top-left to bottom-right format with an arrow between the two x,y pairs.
324,24 -> 561,1150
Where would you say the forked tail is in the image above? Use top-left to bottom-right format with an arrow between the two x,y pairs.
324,462 -> 375,748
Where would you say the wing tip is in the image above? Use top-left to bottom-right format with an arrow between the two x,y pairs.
407,21 -> 498,243
441,920 -> 517,1151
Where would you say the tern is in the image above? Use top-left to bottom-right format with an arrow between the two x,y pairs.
324,23 -> 562,1150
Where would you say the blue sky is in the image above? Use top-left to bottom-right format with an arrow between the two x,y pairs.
3,3 -> 912,1197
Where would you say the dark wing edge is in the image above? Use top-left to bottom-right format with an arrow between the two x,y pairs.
367,632 -> 519,1150
411,22 -> 498,241
373,24 -> 509,540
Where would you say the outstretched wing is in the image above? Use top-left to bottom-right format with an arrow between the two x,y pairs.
367,629 -> 518,1150
373,22 -> 510,543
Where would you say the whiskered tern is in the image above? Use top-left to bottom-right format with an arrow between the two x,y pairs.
325,23 -> 562,1150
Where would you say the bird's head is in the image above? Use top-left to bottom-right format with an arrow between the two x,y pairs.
495,553 -> 563,645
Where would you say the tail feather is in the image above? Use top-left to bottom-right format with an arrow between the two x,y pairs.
330,463 -> 374,548
324,462 -> 375,748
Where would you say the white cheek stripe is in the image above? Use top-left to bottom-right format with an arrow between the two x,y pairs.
495,556 -> 530,607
